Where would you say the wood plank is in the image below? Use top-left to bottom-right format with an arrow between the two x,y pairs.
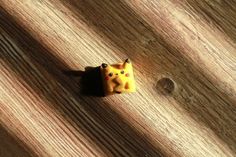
0,124 -> 36,157
0,0 -> 236,156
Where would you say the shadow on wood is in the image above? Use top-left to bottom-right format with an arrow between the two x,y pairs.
0,9 -> 164,157
63,67 -> 104,97
0,124 -> 38,157
184,0 -> 236,44
58,0 -> 236,153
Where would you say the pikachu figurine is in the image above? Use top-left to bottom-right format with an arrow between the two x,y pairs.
100,59 -> 136,95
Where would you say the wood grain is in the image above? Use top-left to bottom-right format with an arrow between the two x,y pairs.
0,0 -> 236,156
0,124 -> 36,157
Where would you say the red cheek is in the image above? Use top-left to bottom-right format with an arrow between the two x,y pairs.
125,73 -> 130,77
105,76 -> 109,80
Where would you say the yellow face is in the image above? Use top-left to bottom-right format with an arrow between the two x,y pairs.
100,59 -> 136,95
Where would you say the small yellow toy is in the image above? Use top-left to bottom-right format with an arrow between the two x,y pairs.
100,59 -> 136,95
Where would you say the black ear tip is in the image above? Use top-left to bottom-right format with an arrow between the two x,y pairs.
125,58 -> 131,63
101,63 -> 108,68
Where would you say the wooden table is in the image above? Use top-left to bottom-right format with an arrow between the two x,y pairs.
0,0 -> 236,156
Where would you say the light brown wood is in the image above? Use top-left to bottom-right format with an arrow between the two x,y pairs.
0,0 -> 236,156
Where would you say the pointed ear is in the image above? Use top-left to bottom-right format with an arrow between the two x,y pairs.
123,58 -> 131,68
101,63 -> 108,68
125,58 -> 131,63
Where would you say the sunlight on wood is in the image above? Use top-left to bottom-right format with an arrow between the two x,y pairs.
0,0 -> 236,156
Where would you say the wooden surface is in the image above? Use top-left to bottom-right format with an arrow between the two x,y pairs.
0,0 -> 236,156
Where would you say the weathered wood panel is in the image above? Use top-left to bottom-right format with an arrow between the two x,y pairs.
0,0 -> 236,156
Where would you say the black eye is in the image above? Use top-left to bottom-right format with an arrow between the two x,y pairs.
108,73 -> 113,77
121,70 -> 124,74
